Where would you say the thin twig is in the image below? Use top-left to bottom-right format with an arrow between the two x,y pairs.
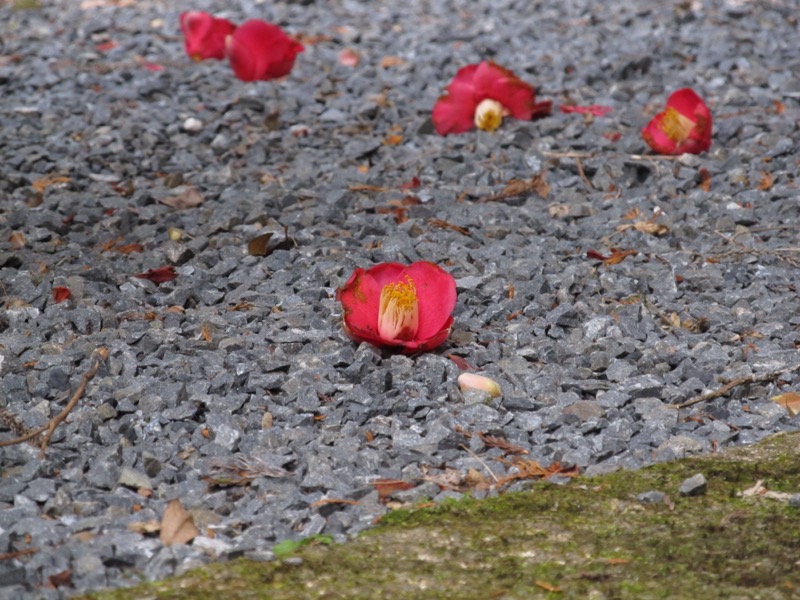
459,444 -> 500,483
575,157 -> 595,191
0,548 -> 39,561
0,347 -> 108,457
676,363 -> 800,409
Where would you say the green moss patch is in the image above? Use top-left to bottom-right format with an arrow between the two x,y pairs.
79,432 -> 800,600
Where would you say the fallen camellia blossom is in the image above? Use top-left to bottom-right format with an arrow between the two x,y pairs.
179,11 -> 236,61
641,88 -> 712,155
225,20 -> 304,82
432,61 -> 552,135
337,261 -> 456,352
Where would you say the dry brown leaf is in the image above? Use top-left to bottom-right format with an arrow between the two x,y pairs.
127,519 -> 161,534
622,207 -> 642,221
632,221 -> 669,236
159,499 -> 199,546
309,498 -> 360,508
697,167 -> 712,192
478,432 -> 529,455
428,218 -> 470,236
349,184 -> 388,193
379,55 -> 406,68
31,174 -> 71,193
617,220 -> 669,237
9,231 -> 26,249
160,187 -> 204,210
603,248 -> 638,265
770,391 -> 800,416
548,203 -> 570,219
200,322 -> 213,343
370,479 -> 416,502
757,171 -> 774,191
247,232 -> 274,257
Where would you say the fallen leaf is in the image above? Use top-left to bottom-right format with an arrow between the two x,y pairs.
548,203 -> 570,219
47,570 -> 73,589
379,55 -> 406,68
482,173 -> 549,202
31,174 -> 71,193
114,242 -> 144,255
134,266 -> 177,284
159,499 -> 199,546
95,40 -> 117,52
338,48 -> 360,67
559,104 -> 613,117
383,133 -> 403,145
52,286 -> 71,303
399,176 -> 421,190
9,231 -> 26,249
770,392 -> 800,416
697,167 -> 712,192
349,184 -> 388,193
447,354 -> 473,371
370,479 -> 416,501
159,187 -> 204,210
757,171 -> 774,191
587,248 -> 637,265
616,220 -> 669,237
201,322 -> 213,343
310,498 -> 360,508
428,218 -> 470,236
127,519 -> 161,534
478,432 -> 528,455
247,232 -> 274,257
602,131 -> 622,142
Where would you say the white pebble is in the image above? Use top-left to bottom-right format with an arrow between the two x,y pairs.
182,117 -> 203,133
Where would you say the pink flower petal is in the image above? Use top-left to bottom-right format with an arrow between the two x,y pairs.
226,20 -> 303,82
179,11 -> 236,61
403,261 -> 457,341
432,93 -> 478,135
473,61 -> 537,120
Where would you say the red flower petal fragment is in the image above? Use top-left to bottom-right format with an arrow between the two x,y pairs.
135,266 -> 177,284
52,286 -> 71,303
336,261 -> 457,352
225,20 -> 304,82
641,88 -> 712,155
432,61 -> 552,136
179,11 -> 237,62
559,104 -> 613,117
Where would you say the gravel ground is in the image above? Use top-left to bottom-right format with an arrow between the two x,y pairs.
1,0 -> 799,597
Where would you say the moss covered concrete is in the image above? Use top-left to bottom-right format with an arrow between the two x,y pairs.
78,431 -> 800,600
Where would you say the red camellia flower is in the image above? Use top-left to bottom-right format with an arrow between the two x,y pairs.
225,20 -> 304,82
179,11 -> 237,61
337,262 -> 457,352
432,61 -> 552,136
641,88 -> 712,155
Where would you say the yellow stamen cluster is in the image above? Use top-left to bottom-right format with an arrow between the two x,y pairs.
474,98 -> 505,132
659,106 -> 695,142
378,276 -> 419,341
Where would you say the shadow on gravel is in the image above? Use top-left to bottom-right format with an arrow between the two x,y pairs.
79,431 -> 800,600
